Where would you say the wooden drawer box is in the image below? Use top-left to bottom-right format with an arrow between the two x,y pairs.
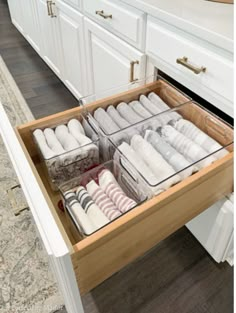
13,80 -> 233,296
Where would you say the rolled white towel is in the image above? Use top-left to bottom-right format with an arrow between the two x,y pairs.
55,124 -> 80,151
44,128 -> 66,154
148,92 -> 182,121
67,118 -> 85,135
139,95 -> 171,125
107,105 -> 130,129
68,119 -> 93,146
94,107 -> 120,134
129,100 -> 152,119
33,129 -> 56,159
64,190 -> 96,235
161,125 -> 217,169
116,102 -> 143,124
144,130 -> 193,180
171,119 -> 229,159
118,142 -> 164,195
76,186 -> 109,229
99,169 -> 137,213
131,135 -> 180,190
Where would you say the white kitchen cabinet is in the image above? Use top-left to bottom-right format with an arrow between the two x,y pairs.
84,17 -> 146,96
56,0 -> 87,98
7,0 -> 24,33
36,0 -> 62,77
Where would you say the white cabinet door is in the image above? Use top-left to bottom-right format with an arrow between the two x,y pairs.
84,17 -> 146,96
7,0 -> 24,33
20,0 -> 41,53
57,0 -> 87,98
37,0 -> 62,77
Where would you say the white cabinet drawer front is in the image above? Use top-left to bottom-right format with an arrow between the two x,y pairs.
146,18 -> 233,110
83,0 -> 145,49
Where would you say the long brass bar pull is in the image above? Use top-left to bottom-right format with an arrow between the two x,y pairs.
46,0 -> 51,16
130,60 -> 139,82
95,10 -> 112,19
176,57 -> 206,74
49,1 -> 57,18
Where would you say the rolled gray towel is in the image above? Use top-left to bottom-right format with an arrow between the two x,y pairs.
94,107 -> 120,134
116,102 -> 143,124
107,105 -> 130,129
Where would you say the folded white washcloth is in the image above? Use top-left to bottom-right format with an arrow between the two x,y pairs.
161,125 -> 217,170
64,190 -> 96,235
44,128 -> 66,155
144,130 -> 193,180
76,186 -> 109,229
171,119 -> 229,159
99,169 -> 137,213
94,107 -> 120,134
117,142 -> 164,195
148,92 -> 182,121
86,180 -> 121,221
33,129 -> 56,159
131,135 -> 180,190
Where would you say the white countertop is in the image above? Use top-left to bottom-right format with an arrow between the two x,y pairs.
121,0 -> 234,52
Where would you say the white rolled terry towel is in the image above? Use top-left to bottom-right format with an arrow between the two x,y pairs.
86,180 -> 121,221
171,119 -> 229,159
107,105 -> 130,129
76,186 -> 109,229
139,95 -> 171,125
67,119 -> 92,146
64,190 -> 96,235
117,142 -> 165,195
148,92 -> 182,121
160,125 -> 217,169
99,169 -> 137,213
44,128 -> 66,155
33,129 -> 56,159
94,107 -> 120,134
144,130 -> 193,180
131,135 -> 181,190
55,124 -> 80,151
116,102 -> 143,124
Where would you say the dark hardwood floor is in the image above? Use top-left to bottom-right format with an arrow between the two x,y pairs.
0,1 -> 233,312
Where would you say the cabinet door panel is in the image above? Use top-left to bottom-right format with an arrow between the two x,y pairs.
37,0 -> 62,77
84,18 -> 146,97
7,0 -> 24,33
57,1 -> 87,98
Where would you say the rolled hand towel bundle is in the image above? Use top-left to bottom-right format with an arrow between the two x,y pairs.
33,129 -> 56,160
99,169 -> 137,213
131,135 -> 180,190
116,102 -> 143,124
55,125 -> 80,151
44,128 -> 66,155
148,92 -> 182,121
107,105 -> 131,129
160,125 -> 216,169
76,186 -> 109,229
118,142 -> 164,195
139,95 -> 171,125
94,107 -> 120,134
129,100 -> 152,119
171,119 -> 229,159
64,190 -> 96,234
144,130 -> 193,179
86,180 -> 121,220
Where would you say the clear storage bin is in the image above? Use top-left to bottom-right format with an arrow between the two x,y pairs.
33,116 -> 100,191
108,101 -> 234,199
59,160 -> 147,237
79,75 -> 192,161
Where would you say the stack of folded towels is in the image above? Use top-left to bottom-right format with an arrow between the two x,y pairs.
33,118 -> 99,187
63,168 -> 137,235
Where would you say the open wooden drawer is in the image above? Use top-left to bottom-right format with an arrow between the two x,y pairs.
1,80 -> 233,306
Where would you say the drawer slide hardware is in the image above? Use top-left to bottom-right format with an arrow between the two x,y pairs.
7,184 -> 29,216
95,10 -> 112,19
130,60 -> 139,82
176,57 -> 206,74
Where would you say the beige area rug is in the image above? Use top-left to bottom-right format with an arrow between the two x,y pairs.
0,56 -> 64,313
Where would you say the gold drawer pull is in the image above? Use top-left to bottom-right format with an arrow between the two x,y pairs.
47,0 -> 56,18
95,10 -> 112,19
130,60 -> 139,82
176,57 -> 206,74
7,184 -> 29,216
46,0 -> 51,16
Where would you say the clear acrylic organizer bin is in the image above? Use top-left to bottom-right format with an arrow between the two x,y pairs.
108,101 -> 234,199
78,75 -> 192,161
59,160 -> 147,238
33,116 -> 100,191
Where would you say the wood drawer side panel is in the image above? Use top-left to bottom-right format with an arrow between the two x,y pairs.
71,155 -> 233,295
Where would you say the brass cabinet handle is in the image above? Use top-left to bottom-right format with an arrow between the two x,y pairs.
130,60 -> 139,82
7,184 -> 29,216
49,1 -> 57,18
95,10 -> 112,19
46,0 -> 52,16
176,57 -> 206,74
